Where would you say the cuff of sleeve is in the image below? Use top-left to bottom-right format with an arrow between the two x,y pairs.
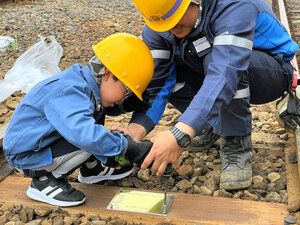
130,111 -> 156,134
178,114 -> 210,136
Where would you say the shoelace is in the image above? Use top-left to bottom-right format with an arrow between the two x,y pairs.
222,138 -> 243,165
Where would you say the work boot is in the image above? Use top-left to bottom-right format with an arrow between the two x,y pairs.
188,128 -> 220,151
219,134 -> 253,190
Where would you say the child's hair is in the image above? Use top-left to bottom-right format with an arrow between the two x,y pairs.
111,74 -> 119,81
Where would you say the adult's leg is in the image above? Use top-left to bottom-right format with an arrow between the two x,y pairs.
214,50 -> 292,136
205,50 -> 293,190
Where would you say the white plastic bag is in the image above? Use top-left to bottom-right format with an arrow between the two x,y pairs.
0,36 -> 15,52
0,36 -> 63,102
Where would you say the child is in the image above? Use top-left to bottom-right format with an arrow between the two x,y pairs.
3,33 -> 154,207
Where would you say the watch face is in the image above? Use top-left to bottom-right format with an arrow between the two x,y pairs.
179,134 -> 191,148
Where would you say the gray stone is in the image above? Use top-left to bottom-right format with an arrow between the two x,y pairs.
284,215 -> 297,224
18,208 -> 27,223
253,181 -> 267,190
279,133 -> 289,140
232,191 -> 243,199
243,190 -> 259,201
190,176 -> 198,185
137,169 -> 151,182
193,185 -> 201,194
203,177 -> 218,193
176,179 -> 192,191
260,161 -> 272,170
177,165 -> 193,177
218,189 -> 233,198
25,219 -> 42,225
180,151 -> 190,160
0,212 -> 11,225
280,191 -> 288,204
11,214 -> 20,222
34,207 -> 51,217
198,176 -> 207,183
192,168 -> 202,177
265,192 -> 281,203
252,175 -> 264,184
199,186 -> 212,195
63,217 -> 74,225
275,128 -> 286,134
52,216 -> 64,225
267,172 -> 281,183
92,221 -> 106,225
107,218 -> 127,225
5,100 -> 18,110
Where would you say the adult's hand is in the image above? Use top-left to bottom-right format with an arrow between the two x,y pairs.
110,123 -> 147,141
141,130 -> 182,176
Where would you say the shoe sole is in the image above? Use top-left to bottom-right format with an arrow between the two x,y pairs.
219,179 -> 252,191
78,168 -> 134,184
26,186 -> 85,207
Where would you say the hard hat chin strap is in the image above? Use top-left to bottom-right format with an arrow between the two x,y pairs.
194,5 -> 202,28
88,55 -> 105,84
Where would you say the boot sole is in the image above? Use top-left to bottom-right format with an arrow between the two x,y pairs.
26,186 -> 85,207
78,168 -> 133,184
220,179 -> 252,191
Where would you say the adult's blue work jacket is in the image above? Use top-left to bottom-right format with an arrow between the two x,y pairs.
3,64 -> 127,169
131,0 -> 299,135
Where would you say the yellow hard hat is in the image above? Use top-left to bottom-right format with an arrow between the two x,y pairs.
132,0 -> 191,32
93,33 -> 154,100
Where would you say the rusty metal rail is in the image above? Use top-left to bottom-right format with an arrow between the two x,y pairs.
277,0 -> 300,184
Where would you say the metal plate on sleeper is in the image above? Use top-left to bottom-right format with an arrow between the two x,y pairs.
107,188 -> 174,215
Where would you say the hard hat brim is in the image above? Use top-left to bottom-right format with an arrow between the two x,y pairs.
143,0 -> 191,32
92,33 -> 154,101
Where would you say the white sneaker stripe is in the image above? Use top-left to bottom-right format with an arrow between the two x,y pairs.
41,186 -> 56,195
48,188 -> 63,198
106,167 -> 115,176
99,166 -> 108,176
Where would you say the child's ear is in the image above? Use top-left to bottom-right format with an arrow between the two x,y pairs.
102,70 -> 110,81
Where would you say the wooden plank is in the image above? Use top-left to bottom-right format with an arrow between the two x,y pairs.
286,133 -> 300,213
0,176 -> 288,225
296,128 -> 300,188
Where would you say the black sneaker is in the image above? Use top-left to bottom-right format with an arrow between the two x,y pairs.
26,177 -> 85,207
78,159 -> 134,184
188,128 -> 220,151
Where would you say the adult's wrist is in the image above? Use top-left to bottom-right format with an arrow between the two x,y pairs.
174,122 -> 196,139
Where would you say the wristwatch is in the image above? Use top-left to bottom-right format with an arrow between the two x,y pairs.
170,126 -> 191,148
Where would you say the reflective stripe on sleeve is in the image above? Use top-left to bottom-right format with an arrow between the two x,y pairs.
233,87 -> 250,99
214,35 -> 253,50
151,50 -> 171,59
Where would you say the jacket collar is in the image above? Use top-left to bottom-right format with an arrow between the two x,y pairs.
80,65 -> 101,106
